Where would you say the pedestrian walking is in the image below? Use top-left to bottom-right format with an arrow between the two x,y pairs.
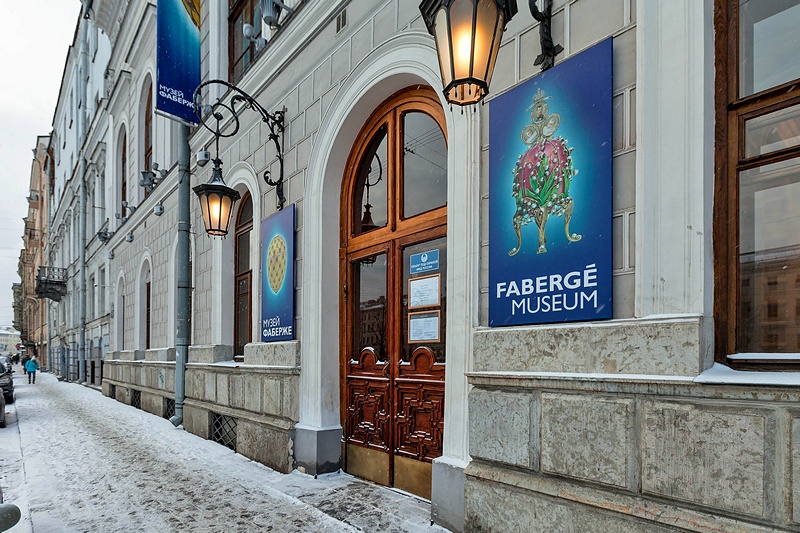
21,354 -> 29,375
25,356 -> 39,384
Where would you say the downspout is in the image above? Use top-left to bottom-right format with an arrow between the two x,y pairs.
78,2 -> 90,383
46,148 -> 54,378
170,124 -> 191,427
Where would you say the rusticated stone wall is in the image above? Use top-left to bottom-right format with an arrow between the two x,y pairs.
102,341 -> 300,474
467,370 -> 800,532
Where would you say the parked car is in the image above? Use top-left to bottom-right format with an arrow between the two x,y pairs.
0,366 -> 14,405
0,389 -> 5,428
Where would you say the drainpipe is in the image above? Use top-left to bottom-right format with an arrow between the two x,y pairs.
170,124 -> 191,427
78,3 -> 90,383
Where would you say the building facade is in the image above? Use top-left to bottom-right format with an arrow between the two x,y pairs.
44,5 -> 112,383
32,0 -> 800,531
16,136 -> 51,365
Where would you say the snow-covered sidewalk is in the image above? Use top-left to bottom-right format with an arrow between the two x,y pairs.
0,368 -> 444,532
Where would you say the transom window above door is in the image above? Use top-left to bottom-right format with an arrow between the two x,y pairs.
348,89 -> 448,239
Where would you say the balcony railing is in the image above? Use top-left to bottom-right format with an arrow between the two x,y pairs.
35,266 -> 67,302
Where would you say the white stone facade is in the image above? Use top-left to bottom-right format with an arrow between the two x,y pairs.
39,0 -> 800,531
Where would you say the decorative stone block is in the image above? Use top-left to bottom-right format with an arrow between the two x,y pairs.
244,341 -> 300,367
118,349 -> 136,361
263,378 -> 281,416
464,477 -> 677,533
469,389 -> 536,469
204,371 -> 216,403
141,391 -> 162,416
473,316 -> 703,376
183,405 -> 209,439
185,369 -> 204,401
216,373 -> 229,407
282,375 -> 299,420
642,401 -> 766,517
144,348 -> 175,362
244,375 -> 261,413
541,393 -> 634,489
237,419 -> 292,473
189,344 -> 232,364
229,374 -> 245,409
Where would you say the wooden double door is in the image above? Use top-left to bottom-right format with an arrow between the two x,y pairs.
340,88 -> 448,499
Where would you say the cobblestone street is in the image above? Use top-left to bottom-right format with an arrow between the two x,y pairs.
0,367 -> 445,533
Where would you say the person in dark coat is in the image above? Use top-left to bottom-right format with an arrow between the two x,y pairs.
25,356 -> 39,384
20,354 -> 29,375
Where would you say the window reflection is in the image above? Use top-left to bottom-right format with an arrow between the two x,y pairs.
354,254 -> 387,360
739,0 -> 800,97
403,112 -> 447,218
738,157 -> 800,352
745,103 -> 800,158
353,128 -> 388,235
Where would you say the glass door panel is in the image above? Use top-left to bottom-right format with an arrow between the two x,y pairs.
402,112 -> 447,218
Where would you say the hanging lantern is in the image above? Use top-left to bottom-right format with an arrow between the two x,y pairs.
193,161 -> 241,237
420,0 -> 517,106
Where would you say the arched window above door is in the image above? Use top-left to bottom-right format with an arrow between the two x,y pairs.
347,88 -> 448,239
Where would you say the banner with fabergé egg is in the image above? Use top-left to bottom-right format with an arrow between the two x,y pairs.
488,38 -> 613,327
261,205 -> 295,342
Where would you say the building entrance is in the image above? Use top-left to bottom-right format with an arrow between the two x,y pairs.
340,88 -> 448,499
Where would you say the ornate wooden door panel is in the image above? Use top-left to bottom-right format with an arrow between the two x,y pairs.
346,348 -> 391,450
394,348 -> 445,463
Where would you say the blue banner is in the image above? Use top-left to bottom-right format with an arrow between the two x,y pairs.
261,205 -> 295,342
157,0 -> 200,123
488,38 -> 613,327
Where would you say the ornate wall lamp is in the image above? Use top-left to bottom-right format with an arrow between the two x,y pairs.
192,79 -> 286,237
419,0 -> 563,106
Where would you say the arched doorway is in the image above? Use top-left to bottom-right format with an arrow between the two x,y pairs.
340,87 -> 448,499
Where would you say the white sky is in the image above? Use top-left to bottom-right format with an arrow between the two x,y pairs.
0,1 -> 82,327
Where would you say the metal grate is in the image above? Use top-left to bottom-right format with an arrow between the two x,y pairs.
131,389 -> 141,409
210,413 -> 237,451
109,384 -> 116,400
163,398 -> 175,420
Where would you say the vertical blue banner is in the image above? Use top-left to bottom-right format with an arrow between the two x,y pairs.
488,38 -> 613,327
261,205 -> 295,342
157,0 -> 200,124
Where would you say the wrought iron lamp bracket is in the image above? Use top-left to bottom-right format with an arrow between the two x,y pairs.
528,0 -> 562,71
194,79 -> 287,210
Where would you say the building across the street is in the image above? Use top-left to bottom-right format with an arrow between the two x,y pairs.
16,0 -> 800,531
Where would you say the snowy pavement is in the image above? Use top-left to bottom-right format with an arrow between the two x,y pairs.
0,367 -> 447,533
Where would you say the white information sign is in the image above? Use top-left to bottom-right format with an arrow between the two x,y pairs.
408,311 -> 440,343
409,274 -> 440,309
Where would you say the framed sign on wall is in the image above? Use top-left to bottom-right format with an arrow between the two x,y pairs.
489,38 -> 613,327
261,205 -> 295,341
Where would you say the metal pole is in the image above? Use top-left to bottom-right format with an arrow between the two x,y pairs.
78,6 -> 90,383
171,124 -> 191,427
